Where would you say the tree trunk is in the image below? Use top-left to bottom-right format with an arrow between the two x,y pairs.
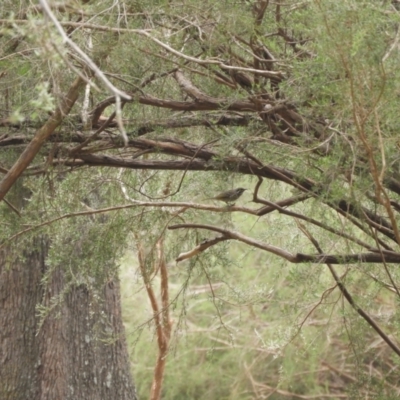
0,236 -> 137,400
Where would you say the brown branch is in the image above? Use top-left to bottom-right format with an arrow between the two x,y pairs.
175,235 -> 229,262
295,252 -> 400,264
174,70 -> 216,102
253,1 -> 270,26
168,223 -> 400,264
44,148 -> 397,245
136,240 -> 164,400
65,153 -> 315,190
158,238 -> 171,341
3,198 -> 21,217
169,223 -> 297,261
148,238 -> 171,400
90,68 -> 179,125
88,92 -> 261,121
331,204 -> 393,251
0,115 -> 256,148
134,93 -> 261,112
0,75 -> 85,201
9,124 -> 393,248
131,114 -> 254,136
69,102 -> 126,155
256,194 -> 310,214
334,200 -> 396,243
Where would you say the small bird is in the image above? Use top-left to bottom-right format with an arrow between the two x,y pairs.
207,188 -> 247,204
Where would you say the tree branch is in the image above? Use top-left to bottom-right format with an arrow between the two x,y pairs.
168,223 -> 400,264
0,75 -> 85,201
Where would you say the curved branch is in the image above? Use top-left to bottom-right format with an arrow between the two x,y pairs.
168,223 -> 400,264
169,223 -> 297,262
175,235 -> 230,262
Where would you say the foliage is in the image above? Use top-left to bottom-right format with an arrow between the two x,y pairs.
2,0 -> 400,398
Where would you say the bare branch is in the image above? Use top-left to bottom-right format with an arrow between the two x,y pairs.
168,224 -> 400,264
175,235 -> 230,262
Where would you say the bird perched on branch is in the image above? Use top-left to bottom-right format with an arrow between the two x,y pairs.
206,188 -> 247,204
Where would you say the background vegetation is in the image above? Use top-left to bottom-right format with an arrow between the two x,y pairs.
2,0 -> 400,399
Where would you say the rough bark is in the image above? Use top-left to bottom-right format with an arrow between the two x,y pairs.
0,237 -> 137,400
